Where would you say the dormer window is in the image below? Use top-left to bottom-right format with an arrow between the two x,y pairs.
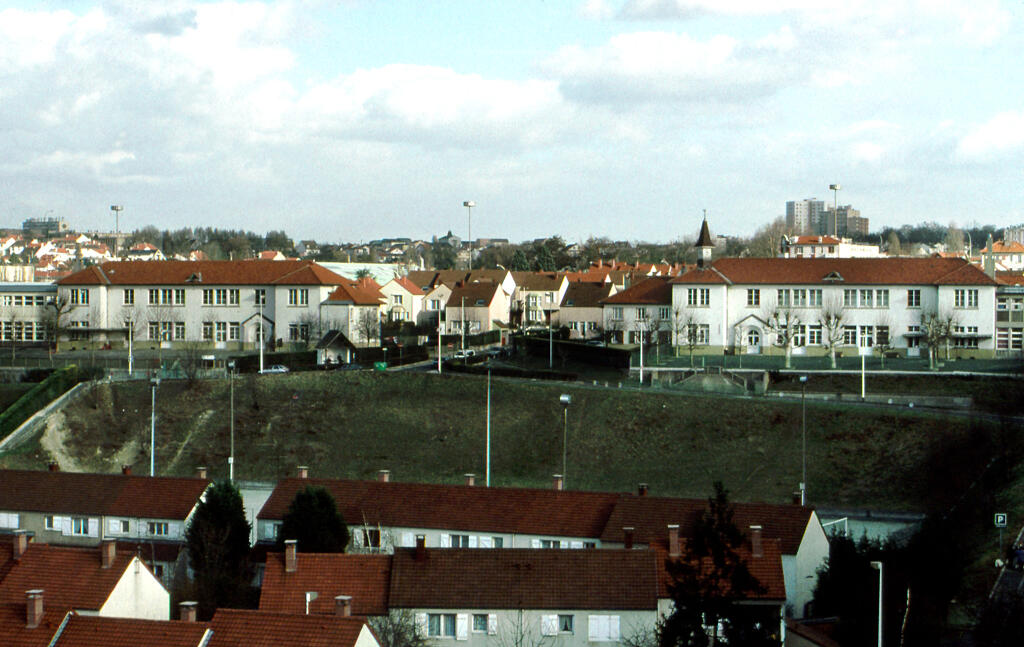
186,272 -> 202,283
822,271 -> 844,282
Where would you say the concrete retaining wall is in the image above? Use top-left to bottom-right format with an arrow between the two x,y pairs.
0,382 -> 89,452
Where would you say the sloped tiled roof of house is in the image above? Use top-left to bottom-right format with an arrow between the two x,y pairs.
561,282 -> 615,308
789,236 -> 841,245
325,280 -> 384,306
0,469 -> 209,519
995,271 -> 1024,286
260,553 -> 392,616
601,276 -> 672,305
511,272 -> 564,291
209,609 -> 371,647
258,478 -> 621,538
447,282 -> 503,306
652,538 -> 786,601
389,275 -> 425,295
982,241 -> 1024,254
0,604 -> 67,647
670,257 -> 997,286
600,494 -> 814,555
57,260 -> 345,286
50,614 -> 210,647
388,548 -> 658,610
0,544 -> 134,609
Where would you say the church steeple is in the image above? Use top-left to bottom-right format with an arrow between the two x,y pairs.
695,211 -> 713,268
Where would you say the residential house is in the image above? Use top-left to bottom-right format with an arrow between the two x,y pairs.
321,278 -> 385,347
980,241 -> 1024,271
208,608 -> 382,647
407,270 -> 516,297
296,240 -> 321,257
255,471 -> 826,618
380,276 -> 425,324
55,260 -> 346,351
511,273 -> 569,328
0,534 -> 170,646
0,468 -> 210,586
444,282 -> 512,336
125,243 -> 166,262
600,277 -> 674,345
420,282 -> 453,328
781,236 -> 882,259
48,613 -> 210,647
554,283 -> 617,340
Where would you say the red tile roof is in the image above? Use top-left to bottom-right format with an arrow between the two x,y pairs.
600,494 -> 814,555
601,276 -> 673,305
258,478 -> 620,539
389,276 -> 425,296
0,544 -> 134,610
670,257 -> 996,286
447,282 -> 503,305
51,614 -> 209,647
653,539 -> 786,601
0,469 -> 209,520
789,236 -> 841,245
209,609 -> 371,647
387,548 -> 659,610
996,271 -> 1024,286
260,553 -> 392,616
511,273 -> 565,291
0,604 -> 68,647
57,260 -> 345,286
561,282 -> 615,308
982,241 -> 1024,254
326,281 -> 384,306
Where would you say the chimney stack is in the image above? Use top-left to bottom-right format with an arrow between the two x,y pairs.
623,527 -> 634,550
552,474 -> 564,491
121,465 -> 132,475
13,530 -> 29,560
180,601 -> 197,623
668,524 -> 680,558
25,590 -> 43,629
285,539 -> 298,573
297,466 -> 309,479
378,469 -> 391,483
464,473 -> 476,486
637,483 -> 648,497
335,595 -> 353,617
195,466 -> 207,479
47,462 -> 59,472
750,525 -> 763,558
101,540 -> 116,569
415,535 -> 426,562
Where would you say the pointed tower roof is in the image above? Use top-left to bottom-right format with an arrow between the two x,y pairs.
695,218 -> 713,248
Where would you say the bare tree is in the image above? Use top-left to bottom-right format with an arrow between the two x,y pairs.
44,294 -> 73,351
604,310 -> 625,345
673,306 -> 701,367
180,340 -> 205,386
763,305 -> 801,369
921,309 -> 956,370
356,308 -> 381,346
818,298 -> 846,369
369,610 -> 430,647
630,308 -> 663,365
496,611 -> 554,647
873,314 -> 895,368
0,304 -> 19,363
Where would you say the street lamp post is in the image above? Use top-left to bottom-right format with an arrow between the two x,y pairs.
559,394 -> 571,485
228,361 -> 235,481
828,184 -> 841,236
800,375 -> 808,506
871,561 -> 884,647
463,201 -> 475,270
486,369 -> 492,487
150,377 -> 160,477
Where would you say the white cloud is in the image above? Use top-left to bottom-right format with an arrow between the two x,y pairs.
620,0 -> 839,19
0,8 -> 77,68
957,111 -> 1024,159
851,142 -> 885,163
579,0 -> 615,20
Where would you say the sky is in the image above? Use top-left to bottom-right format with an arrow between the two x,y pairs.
1,0 -> 1022,244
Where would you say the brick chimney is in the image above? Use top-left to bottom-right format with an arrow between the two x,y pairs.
297,466 -> 309,479
13,529 -> 29,560
47,462 -> 59,472
25,590 -> 43,629
637,483 -> 648,496
552,474 -> 564,491
750,525 -> 763,558
377,469 -> 390,483
180,601 -> 197,623
415,535 -> 426,562
195,466 -> 208,479
668,524 -> 680,558
101,540 -> 116,569
464,473 -> 476,486
623,527 -> 634,550
285,539 -> 298,573
121,465 -> 132,475
335,595 -> 352,617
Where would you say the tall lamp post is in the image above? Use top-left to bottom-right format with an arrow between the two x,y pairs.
228,361 -> 236,481
463,201 -> 475,270
149,377 -> 160,476
110,205 -> 123,257
486,369 -> 492,487
559,394 -> 571,486
870,560 -> 883,647
828,184 -> 841,236
799,375 -> 808,506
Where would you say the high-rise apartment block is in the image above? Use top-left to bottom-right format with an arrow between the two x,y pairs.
1005,225 -> 1024,245
787,199 -> 869,237
821,205 -> 869,237
785,199 -> 825,234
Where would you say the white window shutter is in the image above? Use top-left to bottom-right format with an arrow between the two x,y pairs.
588,616 -> 603,641
456,614 -> 469,640
107,519 -> 120,535
401,532 -> 414,547
479,536 -> 493,549
416,613 -> 429,638
541,615 -> 558,636
487,615 -> 497,635
61,516 -> 72,536
169,522 -> 182,539
468,535 -> 478,548
440,533 -> 451,548
530,539 -> 541,548
559,540 -> 568,549
352,530 -> 364,547
609,616 -> 620,640
570,541 -> 583,549
87,518 -> 99,538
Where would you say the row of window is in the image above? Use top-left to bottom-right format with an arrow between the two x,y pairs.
0,321 -> 46,341
0,295 -> 49,307
119,288 -> 303,307
43,514 -> 172,537
419,613 -> 620,641
996,328 -> 1024,350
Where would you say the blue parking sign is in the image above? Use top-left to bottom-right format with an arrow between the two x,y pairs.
995,513 -> 1008,528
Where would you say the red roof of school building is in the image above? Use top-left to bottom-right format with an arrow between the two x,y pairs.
57,260 -> 345,287
209,609 -> 371,647
670,257 -> 996,286
0,469 -> 209,520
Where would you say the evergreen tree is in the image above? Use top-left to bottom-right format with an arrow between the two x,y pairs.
185,480 -> 253,619
534,245 -> 556,271
510,249 -> 530,271
277,486 -> 350,552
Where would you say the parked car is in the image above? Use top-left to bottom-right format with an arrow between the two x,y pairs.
453,349 -> 477,359
260,364 -> 290,374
